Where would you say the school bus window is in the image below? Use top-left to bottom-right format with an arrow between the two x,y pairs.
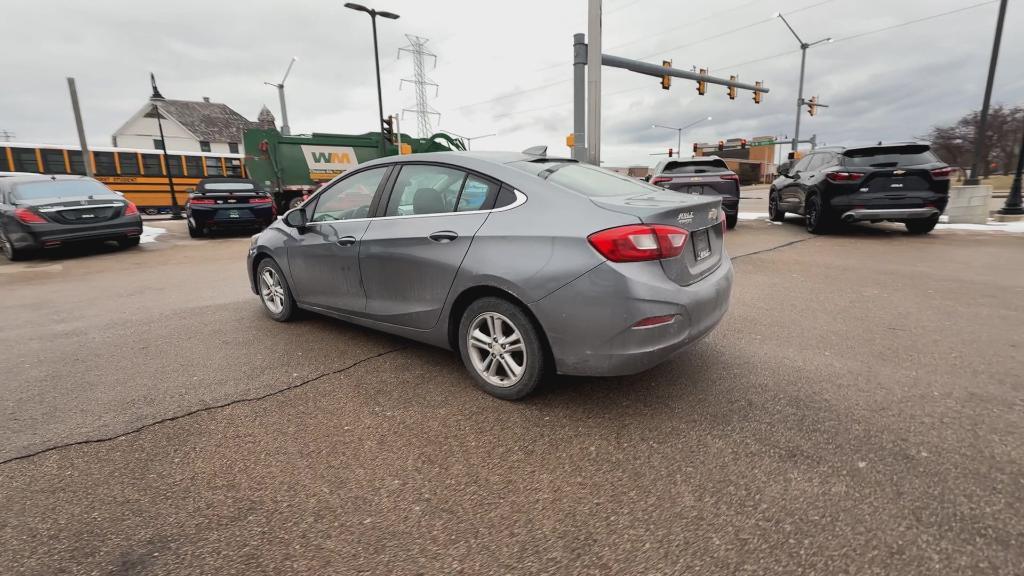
118,152 -> 140,175
227,158 -> 242,177
185,156 -> 203,177
68,151 -> 87,175
167,155 -> 184,176
0,149 -> 10,171
94,152 -> 116,176
12,148 -> 40,172
141,154 -> 162,176
205,156 -> 223,176
42,149 -> 68,174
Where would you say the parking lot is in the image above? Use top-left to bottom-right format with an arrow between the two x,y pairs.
2,214 -> 1022,575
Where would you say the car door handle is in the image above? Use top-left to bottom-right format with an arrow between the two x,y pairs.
336,236 -> 357,246
428,230 -> 459,243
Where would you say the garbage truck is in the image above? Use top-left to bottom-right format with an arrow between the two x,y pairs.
242,128 -> 466,210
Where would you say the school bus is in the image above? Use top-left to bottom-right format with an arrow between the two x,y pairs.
0,142 -> 247,214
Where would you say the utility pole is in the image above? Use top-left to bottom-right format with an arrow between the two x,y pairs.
399,36 -> 440,138
573,33 -> 587,161
264,56 -> 298,136
965,0 -> 1007,185
773,12 -> 831,152
66,78 -> 94,178
345,2 -> 400,155
149,74 -> 182,220
652,116 -> 712,157
586,0 -> 602,165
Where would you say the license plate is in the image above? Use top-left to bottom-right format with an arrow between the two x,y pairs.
228,210 -> 240,218
692,229 -> 712,261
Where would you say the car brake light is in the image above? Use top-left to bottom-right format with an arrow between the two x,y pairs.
189,198 -> 216,205
930,167 -> 954,180
249,197 -> 273,204
719,174 -> 739,182
825,171 -> 865,182
588,224 -> 688,262
650,177 -> 671,186
14,208 -> 47,224
123,202 -> 139,215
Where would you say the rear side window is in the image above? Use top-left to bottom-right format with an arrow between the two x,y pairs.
385,164 -> 466,216
456,175 -> 497,212
843,145 -> 939,168
540,162 -> 661,197
662,159 -> 729,174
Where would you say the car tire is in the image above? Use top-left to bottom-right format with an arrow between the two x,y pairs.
287,196 -> 305,210
256,258 -> 297,322
725,212 -> 738,229
768,191 -> 785,222
905,217 -> 938,235
188,222 -> 205,238
804,194 -> 831,234
458,297 -> 547,400
118,237 -> 141,249
1,231 -> 31,261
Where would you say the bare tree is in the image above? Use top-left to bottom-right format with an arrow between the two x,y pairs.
925,104 -> 1023,177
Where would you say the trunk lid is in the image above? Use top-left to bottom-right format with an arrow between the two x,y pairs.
19,197 -> 129,225
655,174 -> 739,197
590,189 -> 724,286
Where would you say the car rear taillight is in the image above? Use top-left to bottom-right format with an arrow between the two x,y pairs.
123,202 -> 139,215
719,174 -> 739,182
14,208 -> 47,224
650,177 -> 671,186
588,224 -> 688,262
825,171 -> 865,182
249,196 -> 273,204
189,198 -> 216,205
930,167 -> 954,180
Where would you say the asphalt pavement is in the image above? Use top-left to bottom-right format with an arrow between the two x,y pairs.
1,217 -> 1022,575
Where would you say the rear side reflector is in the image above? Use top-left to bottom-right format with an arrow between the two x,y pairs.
930,167 -> 954,180
650,177 -> 671,186
14,208 -> 47,224
825,171 -> 865,182
632,314 -> 678,329
588,224 -> 688,262
123,202 -> 139,215
189,198 -> 216,205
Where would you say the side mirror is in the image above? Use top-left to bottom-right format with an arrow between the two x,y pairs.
283,208 -> 308,229
778,162 -> 791,177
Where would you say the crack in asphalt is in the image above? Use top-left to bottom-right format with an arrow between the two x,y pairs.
0,346 -> 409,467
732,236 -> 819,260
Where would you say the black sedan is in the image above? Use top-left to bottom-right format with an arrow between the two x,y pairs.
187,178 -> 276,238
0,175 -> 143,261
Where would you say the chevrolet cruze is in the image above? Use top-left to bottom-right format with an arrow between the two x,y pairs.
247,150 -> 733,399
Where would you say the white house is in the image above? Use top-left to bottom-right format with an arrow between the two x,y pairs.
112,96 -> 257,155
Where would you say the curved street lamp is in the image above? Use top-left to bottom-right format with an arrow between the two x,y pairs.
345,2 -> 400,155
651,116 -> 712,156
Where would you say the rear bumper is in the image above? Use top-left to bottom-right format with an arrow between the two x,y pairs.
189,206 -> 275,228
6,218 -> 142,250
841,207 -> 940,222
530,253 -> 733,377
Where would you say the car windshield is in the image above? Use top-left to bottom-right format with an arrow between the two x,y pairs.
662,160 -> 730,174
843,145 -> 940,168
12,179 -> 116,200
516,161 -> 662,197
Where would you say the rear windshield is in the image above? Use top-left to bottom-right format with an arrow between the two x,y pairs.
662,159 -> 729,174
201,182 -> 256,191
12,179 -> 115,200
842,145 -> 939,168
517,162 -> 661,197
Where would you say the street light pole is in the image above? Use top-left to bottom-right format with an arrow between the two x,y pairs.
774,12 -> 831,152
441,130 -> 497,151
345,2 -> 400,157
264,57 -> 298,136
998,123 -> 1024,216
149,73 -> 182,220
652,116 -> 712,156
965,0 -> 1007,185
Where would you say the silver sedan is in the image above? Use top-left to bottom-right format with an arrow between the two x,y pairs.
247,150 -> 733,399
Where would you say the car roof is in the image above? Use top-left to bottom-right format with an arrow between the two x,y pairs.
809,141 -> 931,153
1,174 -> 97,184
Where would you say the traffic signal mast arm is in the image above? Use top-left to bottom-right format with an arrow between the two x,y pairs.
600,54 -> 769,97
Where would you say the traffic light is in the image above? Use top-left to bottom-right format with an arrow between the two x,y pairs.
661,60 -> 672,90
697,68 -> 707,96
717,141 -> 724,151
566,133 -> 575,149
668,148 -> 674,158
808,96 -> 818,117
692,143 -> 699,155
382,115 -> 396,143
740,139 -> 748,149
728,75 -> 737,100
753,81 -> 763,104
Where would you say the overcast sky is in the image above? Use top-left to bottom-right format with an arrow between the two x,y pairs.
2,0 -> 1021,166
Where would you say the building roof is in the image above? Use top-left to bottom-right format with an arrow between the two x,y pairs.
146,98 -> 256,143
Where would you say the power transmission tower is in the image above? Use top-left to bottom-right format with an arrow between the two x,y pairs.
398,34 -> 440,138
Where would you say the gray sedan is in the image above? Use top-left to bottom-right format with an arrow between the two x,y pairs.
247,150 -> 733,399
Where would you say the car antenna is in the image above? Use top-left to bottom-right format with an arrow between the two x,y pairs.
522,145 -> 547,156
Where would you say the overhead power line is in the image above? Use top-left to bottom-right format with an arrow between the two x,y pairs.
830,0 -> 997,45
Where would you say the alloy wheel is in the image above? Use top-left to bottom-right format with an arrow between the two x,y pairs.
259,267 -> 286,314
466,312 -> 527,388
806,200 -> 818,231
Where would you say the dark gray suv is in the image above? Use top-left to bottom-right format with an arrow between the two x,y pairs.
650,156 -> 740,229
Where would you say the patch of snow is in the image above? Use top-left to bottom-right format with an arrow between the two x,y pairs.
140,226 -> 167,244
738,212 -> 770,220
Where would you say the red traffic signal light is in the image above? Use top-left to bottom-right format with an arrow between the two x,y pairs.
661,60 -> 672,90
740,139 -> 748,149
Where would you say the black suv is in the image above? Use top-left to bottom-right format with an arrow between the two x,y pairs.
769,143 -> 952,234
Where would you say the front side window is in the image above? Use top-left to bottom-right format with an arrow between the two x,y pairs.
385,164 -> 466,216
311,167 -> 388,222
792,155 -> 814,173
